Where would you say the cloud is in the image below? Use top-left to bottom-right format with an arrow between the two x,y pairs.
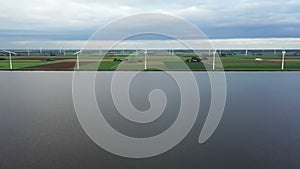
2,38 -> 300,49
0,0 -> 300,40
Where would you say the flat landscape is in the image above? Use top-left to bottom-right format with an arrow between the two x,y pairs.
1,50 -> 300,71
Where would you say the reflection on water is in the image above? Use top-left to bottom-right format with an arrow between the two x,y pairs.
0,72 -> 299,169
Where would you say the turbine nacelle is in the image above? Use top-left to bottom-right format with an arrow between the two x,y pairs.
74,50 -> 82,55
3,50 -> 17,55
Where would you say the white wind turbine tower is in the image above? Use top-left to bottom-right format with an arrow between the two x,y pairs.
135,45 -> 138,57
144,49 -> 148,70
3,50 -> 17,70
245,45 -> 248,56
281,50 -> 286,70
61,45 -> 66,56
213,50 -> 217,70
74,50 -> 81,70
99,49 -> 102,57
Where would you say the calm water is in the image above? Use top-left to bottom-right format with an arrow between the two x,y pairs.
0,71 -> 299,169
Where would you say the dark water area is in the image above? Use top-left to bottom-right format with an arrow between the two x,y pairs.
0,71 -> 299,169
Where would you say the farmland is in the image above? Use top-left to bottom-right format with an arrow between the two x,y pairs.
1,50 -> 300,71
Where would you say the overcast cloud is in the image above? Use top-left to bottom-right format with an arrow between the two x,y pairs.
0,0 -> 300,41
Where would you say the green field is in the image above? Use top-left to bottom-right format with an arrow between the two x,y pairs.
1,53 -> 300,71
0,60 -> 57,69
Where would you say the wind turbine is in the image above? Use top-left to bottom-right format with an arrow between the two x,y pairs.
144,49 -> 148,70
61,45 -> 66,56
281,50 -> 286,70
99,49 -> 102,57
135,45 -> 138,57
74,50 -> 81,70
213,50 -> 216,70
3,50 -> 16,70
245,45 -> 248,56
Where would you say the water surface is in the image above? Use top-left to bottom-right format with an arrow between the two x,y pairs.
0,72 -> 299,169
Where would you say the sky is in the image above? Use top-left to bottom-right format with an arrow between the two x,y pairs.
3,38 -> 300,49
0,0 -> 300,43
